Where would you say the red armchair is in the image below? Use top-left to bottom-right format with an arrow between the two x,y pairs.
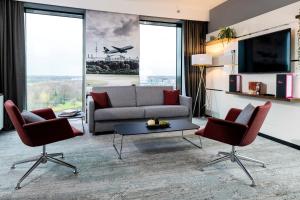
196,101 -> 272,186
4,100 -> 83,189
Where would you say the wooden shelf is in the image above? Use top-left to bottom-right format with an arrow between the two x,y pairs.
206,38 -> 237,46
226,92 -> 300,102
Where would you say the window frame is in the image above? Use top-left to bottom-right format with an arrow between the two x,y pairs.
23,5 -> 184,112
24,5 -> 85,111
139,20 -> 183,92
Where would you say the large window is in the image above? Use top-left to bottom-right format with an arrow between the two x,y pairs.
140,23 -> 182,89
25,12 -> 83,112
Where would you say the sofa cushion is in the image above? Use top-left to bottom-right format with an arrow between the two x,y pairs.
90,92 -> 110,109
136,86 -> 173,106
142,105 -> 189,118
92,86 -> 136,107
164,90 -> 180,105
94,107 -> 144,121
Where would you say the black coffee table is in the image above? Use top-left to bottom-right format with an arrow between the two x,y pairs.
113,119 -> 201,159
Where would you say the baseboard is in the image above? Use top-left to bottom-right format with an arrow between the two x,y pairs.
258,133 -> 300,150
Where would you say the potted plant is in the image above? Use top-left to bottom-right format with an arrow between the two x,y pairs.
218,27 -> 236,43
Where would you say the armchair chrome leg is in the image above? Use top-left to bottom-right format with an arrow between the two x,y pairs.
13,145 -> 78,189
11,156 -> 40,169
47,156 -> 78,174
236,155 -> 266,168
48,153 -> 64,159
199,136 -> 203,148
201,146 -> 263,186
234,155 -> 256,187
200,155 -> 230,171
218,151 -> 230,156
15,156 -> 43,190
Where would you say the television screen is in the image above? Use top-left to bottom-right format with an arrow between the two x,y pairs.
238,29 -> 291,73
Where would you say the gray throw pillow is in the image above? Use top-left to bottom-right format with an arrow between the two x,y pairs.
235,104 -> 255,125
21,111 -> 46,123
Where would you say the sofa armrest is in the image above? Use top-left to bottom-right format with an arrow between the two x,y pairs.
87,96 -> 95,133
179,95 -> 192,121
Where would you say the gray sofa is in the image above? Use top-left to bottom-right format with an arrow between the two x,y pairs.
88,86 -> 192,133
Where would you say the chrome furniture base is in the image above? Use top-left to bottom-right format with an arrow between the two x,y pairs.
201,146 -> 266,187
11,145 -> 78,190
113,132 -> 124,159
181,131 -> 202,149
113,130 -> 202,160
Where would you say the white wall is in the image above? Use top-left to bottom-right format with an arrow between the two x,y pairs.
206,1 -> 300,145
19,0 -> 226,21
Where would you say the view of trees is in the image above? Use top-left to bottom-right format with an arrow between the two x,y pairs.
27,74 -> 176,112
86,60 -> 139,75
27,76 -> 82,112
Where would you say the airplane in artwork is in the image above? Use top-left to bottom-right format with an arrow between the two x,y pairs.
103,45 -> 134,54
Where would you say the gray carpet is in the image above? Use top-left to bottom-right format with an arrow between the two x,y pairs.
0,121 -> 300,200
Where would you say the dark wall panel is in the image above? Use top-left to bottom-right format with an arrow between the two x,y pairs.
209,0 -> 299,32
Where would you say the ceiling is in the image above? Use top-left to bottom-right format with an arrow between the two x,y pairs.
125,0 -> 227,9
20,0 -> 227,21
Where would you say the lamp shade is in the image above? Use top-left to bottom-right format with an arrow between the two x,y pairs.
191,54 -> 212,66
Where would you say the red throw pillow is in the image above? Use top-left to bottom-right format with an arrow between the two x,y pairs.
90,92 -> 110,109
164,90 -> 180,105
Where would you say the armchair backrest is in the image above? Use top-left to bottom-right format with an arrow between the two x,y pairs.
239,101 -> 272,146
4,100 -> 32,146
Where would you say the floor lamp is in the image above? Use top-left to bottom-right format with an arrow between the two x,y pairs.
191,54 -> 212,117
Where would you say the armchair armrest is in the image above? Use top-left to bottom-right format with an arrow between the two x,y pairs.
87,96 -> 95,133
225,108 -> 242,122
179,95 -> 192,120
200,117 -> 248,146
31,108 -> 56,120
23,118 -> 75,147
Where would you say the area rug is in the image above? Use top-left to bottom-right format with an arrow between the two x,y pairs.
0,124 -> 300,200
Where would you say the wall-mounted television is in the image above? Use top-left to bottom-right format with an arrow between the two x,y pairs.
238,29 -> 291,73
